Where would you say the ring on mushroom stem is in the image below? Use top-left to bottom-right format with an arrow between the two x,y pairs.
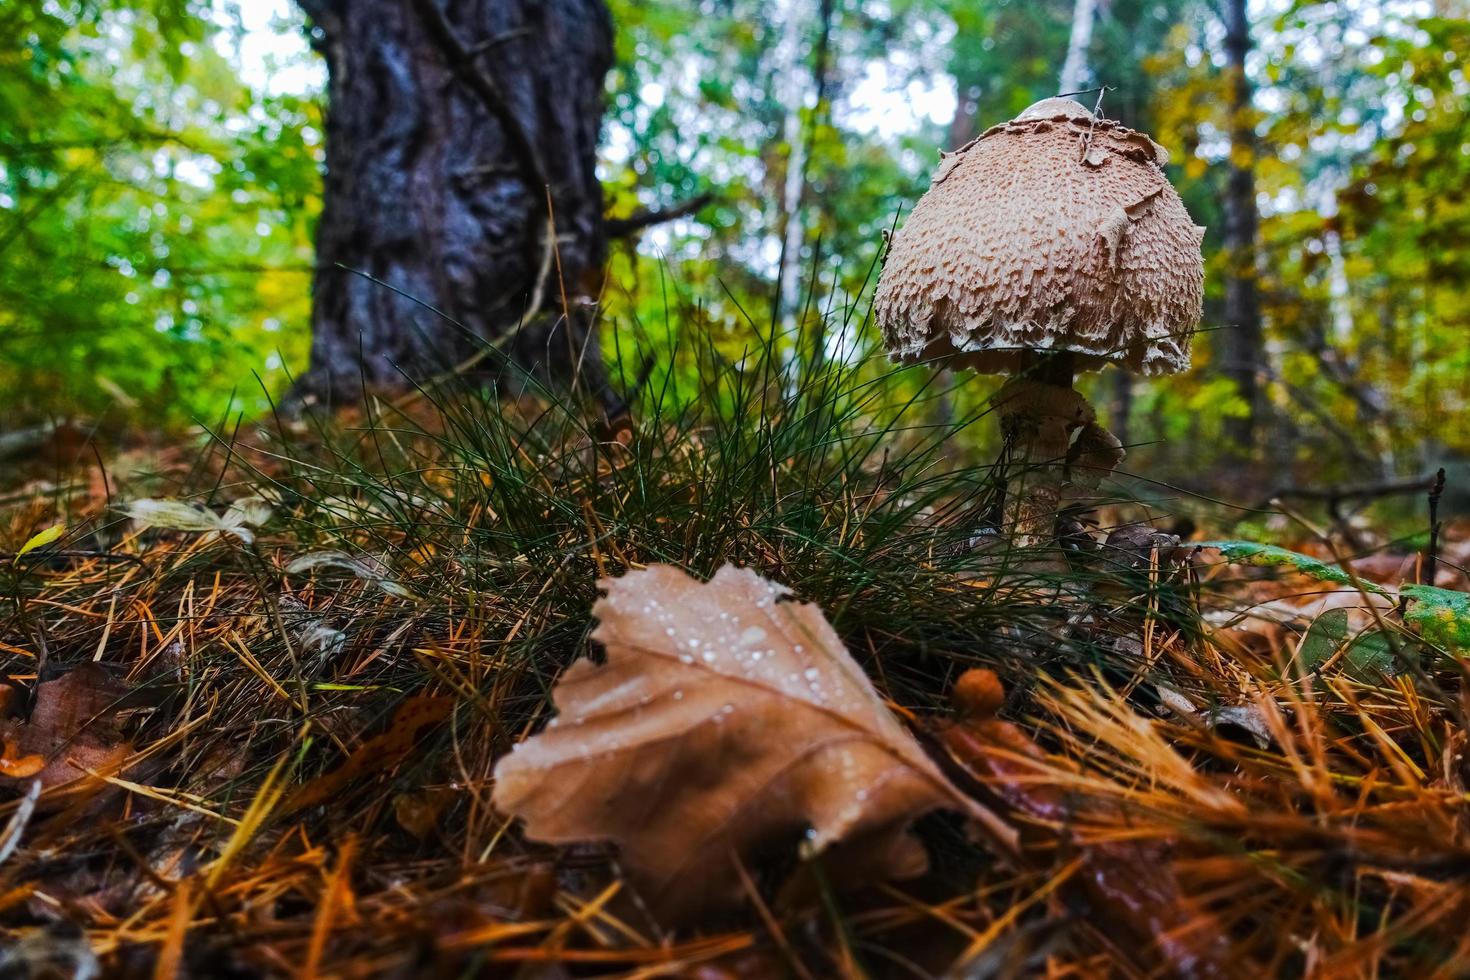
874,96 -> 1205,551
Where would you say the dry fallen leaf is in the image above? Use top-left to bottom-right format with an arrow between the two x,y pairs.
121,496 -> 273,545
0,663 -> 134,791
284,551 -> 417,599
492,563 -> 1011,921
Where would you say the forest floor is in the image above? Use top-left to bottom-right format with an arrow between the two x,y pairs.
2,376 -> 1469,977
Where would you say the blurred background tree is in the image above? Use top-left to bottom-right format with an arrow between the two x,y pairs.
1,0 -> 320,425
3,0 -> 1468,490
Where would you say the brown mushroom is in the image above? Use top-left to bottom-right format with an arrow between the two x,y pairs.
875,96 -> 1204,548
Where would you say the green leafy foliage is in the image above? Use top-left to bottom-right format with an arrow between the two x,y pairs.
1401,584 -> 1470,657
1293,607 -> 1412,680
1199,540 -> 1389,594
1,0 -> 319,426
1341,628 -> 1403,681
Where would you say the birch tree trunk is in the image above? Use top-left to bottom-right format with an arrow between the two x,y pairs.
771,0 -> 811,354
1058,0 -> 1099,94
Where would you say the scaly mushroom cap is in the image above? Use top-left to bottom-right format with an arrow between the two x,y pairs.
874,97 -> 1205,376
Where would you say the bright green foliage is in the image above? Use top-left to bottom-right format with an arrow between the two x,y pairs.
1401,584 -> 1470,657
1144,1 -> 1470,479
1,0 -> 320,426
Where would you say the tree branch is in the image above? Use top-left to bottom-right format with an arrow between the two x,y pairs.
1268,476 -> 1435,504
605,193 -> 714,238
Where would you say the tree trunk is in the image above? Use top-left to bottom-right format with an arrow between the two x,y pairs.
1221,0 -> 1263,450
1058,0 -> 1098,95
294,0 -> 613,407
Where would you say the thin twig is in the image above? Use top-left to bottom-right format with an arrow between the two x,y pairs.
1424,467 -> 1446,586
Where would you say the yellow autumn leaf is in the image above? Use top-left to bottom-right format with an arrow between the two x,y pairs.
16,524 -> 66,558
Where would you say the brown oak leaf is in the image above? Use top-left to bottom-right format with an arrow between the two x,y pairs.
492,564 -> 1011,921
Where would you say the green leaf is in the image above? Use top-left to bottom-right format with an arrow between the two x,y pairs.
1294,608 -> 1350,674
1292,609 -> 1416,680
1400,584 -> 1470,656
1343,629 -> 1399,681
16,524 -> 66,558
1199,541 -> 1390,595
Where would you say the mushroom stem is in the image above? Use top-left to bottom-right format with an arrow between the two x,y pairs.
993,354 -> 1124,550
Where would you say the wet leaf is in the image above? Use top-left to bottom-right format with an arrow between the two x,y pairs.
492,564 -> 1005,922
1200,541 -> 1390,595
1401,584 -> 1470,656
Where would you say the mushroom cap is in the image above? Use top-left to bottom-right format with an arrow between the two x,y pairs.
874,97 -> 1205,376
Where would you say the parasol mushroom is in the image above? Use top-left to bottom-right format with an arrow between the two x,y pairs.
875,96 -> 1204,548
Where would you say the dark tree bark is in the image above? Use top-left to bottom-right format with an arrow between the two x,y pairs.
293,0 -> 613,407
1221,0 -> 1264,450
